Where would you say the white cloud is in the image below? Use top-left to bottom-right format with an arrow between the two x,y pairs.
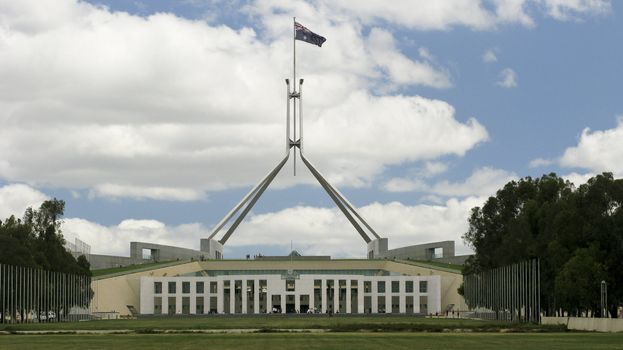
538,0 -> 611,21
529,157 -> 554,168
383,178 -> 427,192
0,0 -> 487,200
497,68 -> 518,88
263,0 -> 609,32
559,117 -> 623,176
0,183 -> 49,220
383,166 -> 516,198
62,218 -> 207,257
429,167 -> 517,197
62,197 -> 481,257
366,28 -> 452,88
562,172 -> 595,186
482,49 -> 498,62
493,0 -> 536,27
421,162 -> 449,178
90,184 -> 206,201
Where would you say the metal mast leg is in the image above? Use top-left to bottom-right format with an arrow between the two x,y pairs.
301,153 -> 373,243
219,152 -> 290,244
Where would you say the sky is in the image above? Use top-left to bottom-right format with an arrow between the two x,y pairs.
1,0 -> 622,259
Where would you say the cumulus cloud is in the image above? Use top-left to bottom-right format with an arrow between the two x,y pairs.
562,172 -> 595,187
0,0 -> 487,200
0,184 -> 49,220
62,197 -> 482,257
90,184 -> 206,201
497,68 -> 518,88
529,157 -> 554,168
367,28 -> 451,88
482,49 -> 498,62
559,118 -> 623,176
264,0 -> 609,32
383,166 -> 516,198
429,167 -> 517,197
538,0 -> 611,21
383,178 -> 427,193
62,218 -> 207,256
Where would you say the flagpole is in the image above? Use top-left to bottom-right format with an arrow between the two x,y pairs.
293,17 -> 297,176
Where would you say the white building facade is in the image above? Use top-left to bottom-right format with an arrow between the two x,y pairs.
140,273 -> 441,315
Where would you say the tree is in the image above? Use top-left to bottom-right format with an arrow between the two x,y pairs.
554,248 -> 607,316
0,199 -> 93,323
463,173 -> 623,317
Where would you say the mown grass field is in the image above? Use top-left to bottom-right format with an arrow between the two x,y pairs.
0,315 -> 560,332
1,333 -> 622,350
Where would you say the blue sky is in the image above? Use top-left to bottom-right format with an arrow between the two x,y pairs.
0,0 -> 621,258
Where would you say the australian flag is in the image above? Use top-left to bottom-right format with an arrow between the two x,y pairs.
295,22 -> 326,47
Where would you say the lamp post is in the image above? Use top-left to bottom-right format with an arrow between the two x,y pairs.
600,280 -> 607,318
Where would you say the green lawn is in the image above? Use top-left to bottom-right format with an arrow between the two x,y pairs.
92,260 -> 186,278
1,333 -> 622,350
0,315 -> 562,332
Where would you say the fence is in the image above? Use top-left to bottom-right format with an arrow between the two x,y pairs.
463,259 -> 540,323
0,263 -> 92,323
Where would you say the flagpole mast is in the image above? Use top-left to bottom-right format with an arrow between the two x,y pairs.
292,17 -> 297,176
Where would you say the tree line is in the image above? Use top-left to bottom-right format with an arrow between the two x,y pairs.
0,199 -> 92,322
0,199 -> 90,275
462,173 -> 622,317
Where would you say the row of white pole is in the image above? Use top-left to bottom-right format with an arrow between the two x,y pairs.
0,263 -> 92,323
463,259 -> 540,323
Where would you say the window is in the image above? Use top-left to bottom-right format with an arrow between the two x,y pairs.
196,281 -> 204,294
419,281 -> 428,293
168,281 -> 176,294
377,281 -> 385,293
364,281 -> 372,293
405,281 -> 413,293
182,281 -> 191,294
391,281 -> 400,293
210,282 -> 218,293
285,279 -> 295,292
154,282 -> 162,294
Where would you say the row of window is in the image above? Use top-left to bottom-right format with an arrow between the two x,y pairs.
154,280 -> 428,294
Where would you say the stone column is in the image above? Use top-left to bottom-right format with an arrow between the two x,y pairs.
321,279 -> 327,313
372,279 -> 378,313
176,281 -> 182,314
280,293 -> 286,314
385,279 -> 391,314
295,293 -> 300,313
357,279 -> 364,314
217,279 -> 224,314
161,284 -> 169,315
346,279 -> 352,314
230,279 -> 235,314
254,279 -> 260,314
399,279 -> 406,314
190,280 -> 197,315
334,279 -> 339,313
242,280 -> 247,314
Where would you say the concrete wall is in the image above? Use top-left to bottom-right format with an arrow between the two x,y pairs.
384,260 -> 465,313
90,259 -> 464,317
140,274 -> 441,315
542,317 -> 623,332
379,241 -> 455,261
433,255 -> 471,266
130,242 -> 207,261
72,252 -> 147,270
91,261 -> 204,316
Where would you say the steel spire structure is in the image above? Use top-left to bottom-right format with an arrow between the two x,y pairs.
204,19 -> 386,259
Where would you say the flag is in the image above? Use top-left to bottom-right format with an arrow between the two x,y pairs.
294,22 -> 326,47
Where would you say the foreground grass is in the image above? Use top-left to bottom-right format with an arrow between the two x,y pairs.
0,315 -> 562,332
1,333 -> 622,350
